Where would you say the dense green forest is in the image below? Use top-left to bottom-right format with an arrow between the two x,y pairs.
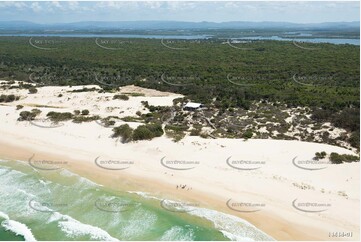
0,37 -> 359,148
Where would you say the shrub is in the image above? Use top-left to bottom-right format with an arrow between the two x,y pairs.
133,126 -> 154,141
349,131 -> 360,149
18,111 -> 36,121
0,94 -> 19,103
200,132 -> 209,138
242,130 -> 253,139
133,123 -> 163,141
314,151 -> 327,160
70,87 -> 98,93
28,87 -> 38,94
112,124 -> 133,143
81,109 -> 89,115
330,152 -> 359,164
73,115 -> 100,123
31,109 -> 42,116
113,94 -> 129,100
101,116 -> 119,127
165,125 -> 187,142
46,111 -> 73,122
103,119 -> 115,127
16,105 -> 23,110
121,116 -> 142,122
190,129 -> 201,136
74,110 -> 80,115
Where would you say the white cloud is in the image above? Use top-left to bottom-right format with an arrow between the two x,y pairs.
30,2 -> 42,12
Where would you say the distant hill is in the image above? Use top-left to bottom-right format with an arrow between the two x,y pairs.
0,20 -> 359,31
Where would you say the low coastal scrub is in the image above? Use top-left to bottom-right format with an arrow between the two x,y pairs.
47,111 -> 73,122
242,129 -> 253,139
18,109 -> 41,121
123,92 -> 144,97
314,151 -> 327,160
112,124 -> 133,143
69,87 -> 99,92
0,94 -> 20,103
46,110 -> 99,123
313,151 -> 359,164
100,116 -> 119,127
113,94 -> 129,100
28,87 -> 38,94
329,152 -> 359,164
112,123 -> 163,142
72,115 -> 100,123
121,116 -> 144,122
81,109 -> 89,115
133,123 -> 163,141
165,124 -> 188,142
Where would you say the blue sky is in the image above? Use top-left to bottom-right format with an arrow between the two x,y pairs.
0,1 -> 359,23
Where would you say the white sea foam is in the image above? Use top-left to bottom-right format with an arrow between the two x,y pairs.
59,169 -> 101,187
59,169 -> 76,177
127,191 -> 161,200
39,179 -> 51,186
160,226 -> 195,241
48,212 -> 118,241
17,188 -> 37,198
120,208 -> 157,239
127,191 -> 273,241
1,219 -> 37,241
188,208 -> 274,241
0,211 -> 9,220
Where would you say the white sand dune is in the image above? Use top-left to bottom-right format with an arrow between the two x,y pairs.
0,82 -> 359,240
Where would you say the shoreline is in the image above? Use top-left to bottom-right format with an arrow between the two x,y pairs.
0,137 -> 358,241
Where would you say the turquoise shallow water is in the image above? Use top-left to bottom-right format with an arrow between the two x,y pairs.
0,159 -> 273,241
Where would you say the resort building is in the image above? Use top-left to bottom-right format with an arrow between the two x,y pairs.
183,102 -> 203,111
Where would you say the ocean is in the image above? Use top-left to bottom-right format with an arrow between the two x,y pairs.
0,159 -> 273,241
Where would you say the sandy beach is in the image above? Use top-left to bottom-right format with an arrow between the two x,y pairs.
0,82 -> 359,241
